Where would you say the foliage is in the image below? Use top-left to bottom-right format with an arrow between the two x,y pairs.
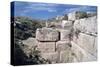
14,16 -> 45,40
76,11 -> 88,19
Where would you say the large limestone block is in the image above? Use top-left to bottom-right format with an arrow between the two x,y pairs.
37,42 -> 56,52
73,33 -> 97,56
60,30 -> 71,41
56,41 -> 71,51
61,20 -> 73,29
74,16 -> 97,35
68,11 -> 87,21
36,28 -> 59,41
40,52 -> 59,63
71,41 -> 97,62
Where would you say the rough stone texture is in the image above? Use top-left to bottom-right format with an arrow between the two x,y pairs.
22,37 -> 38,57
94,37 -> 97,57
74,16 -> 97,35
19,11 -> 97,63
60,30 -> 71,41
36,28 -> 59,41
68,11 -> 87,21
73,33 -> 97,56
71,41 -> 97,62
56,41 -> 71,51
22,37 -> 37,47
40,52 -> 59,63
60,49 -> 72,63
37,42 -> 56,52
61,20 -> 73,29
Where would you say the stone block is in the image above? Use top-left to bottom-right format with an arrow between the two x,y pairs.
37,41 -> 56,52
60,30 -> 71,41
71,41 -> 97,62
40,52 -> 59,63
61,20 -> 73,29
56,41 -> 71,51
74,16 -> 97,35
36,28 -> 59,41
73,33 -> 97,56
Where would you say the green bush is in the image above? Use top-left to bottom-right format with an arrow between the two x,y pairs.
76,11 -> 88,19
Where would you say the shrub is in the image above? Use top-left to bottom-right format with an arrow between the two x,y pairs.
76,11 -> 88,19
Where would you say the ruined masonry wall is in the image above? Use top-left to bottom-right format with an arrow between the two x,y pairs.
22,12 -> 97,63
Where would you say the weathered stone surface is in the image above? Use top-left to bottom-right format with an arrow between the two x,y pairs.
22,37 -> 37,47
94,37 -> 97,56
74,16 -> 97,35
71,41 -> 87,62
60,49 -> 72,63
68,11 -> 87,21
36,28 -> 59,41
71,41 -> 97,62
22,37 -> 38,57
61,20 -> 73,29
73,33 -> 97,56
60,30 -> 71,41
56,41 -> 71,51
40,52 -> 59,63
37,42 -> 56,52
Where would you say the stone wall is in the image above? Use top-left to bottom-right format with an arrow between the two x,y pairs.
21,11 -> 97,63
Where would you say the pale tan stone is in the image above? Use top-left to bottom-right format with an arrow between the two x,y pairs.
56,41 -> 71,51
36,28 -> 59,41
61,20 -> 73,29
74,16 -> 97,35
60,30 -> 71,41
77,33 -> 96,56
40,52 -> 59,63
37,41 -> 56,52
71,41 -> 97,62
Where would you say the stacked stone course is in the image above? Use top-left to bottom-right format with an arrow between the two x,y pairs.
22,11 -> 97,63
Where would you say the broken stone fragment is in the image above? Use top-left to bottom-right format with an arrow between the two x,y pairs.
36,28 -> 59,41
37,41 -> 56,52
